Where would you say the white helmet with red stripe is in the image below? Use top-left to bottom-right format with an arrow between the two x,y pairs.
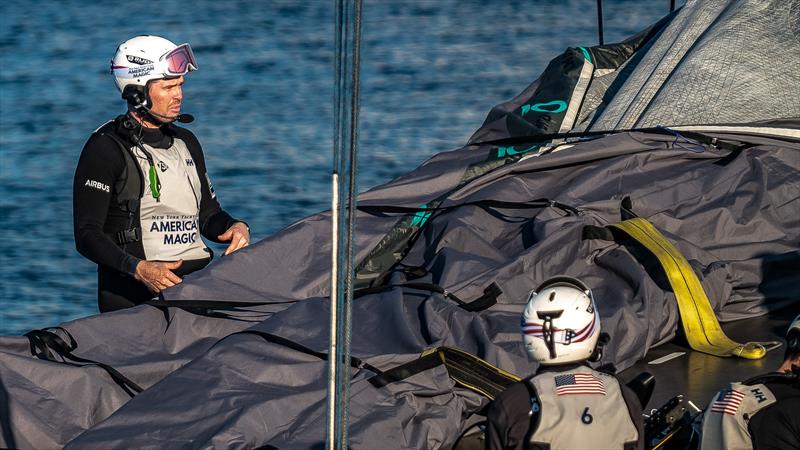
521,276 -> 600,365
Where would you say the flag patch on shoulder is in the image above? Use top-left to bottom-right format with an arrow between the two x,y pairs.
710,389 -> 745,415
554,373 -> 606,395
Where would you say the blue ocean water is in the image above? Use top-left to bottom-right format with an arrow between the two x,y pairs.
0,0 -> 674,335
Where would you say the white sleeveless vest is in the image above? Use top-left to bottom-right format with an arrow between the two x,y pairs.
700,382 -> 776,450
528,365 -> 639,449
132,139 -> 211,261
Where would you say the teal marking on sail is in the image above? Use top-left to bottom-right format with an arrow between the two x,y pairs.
520,100 -> 567,116
497,144 -> 541,158
579,46 -> 592,62
410,204 -> 432,227
532,100 -> 567,113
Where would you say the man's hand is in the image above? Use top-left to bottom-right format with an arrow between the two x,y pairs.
134,260 -> 183,293
218,222 -> 250,256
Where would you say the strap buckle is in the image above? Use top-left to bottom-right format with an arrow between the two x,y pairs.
116,227 -> 141,244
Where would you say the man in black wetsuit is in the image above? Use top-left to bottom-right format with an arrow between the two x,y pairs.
700,315 -> 800,450
73,35 -> 250,311
485,277 -> 644,450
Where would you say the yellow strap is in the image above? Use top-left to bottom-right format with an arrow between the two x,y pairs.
420,347 -> 522,399
610,218 -> 773,359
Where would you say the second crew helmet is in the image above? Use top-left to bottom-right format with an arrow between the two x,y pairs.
110,35 -> 197,95
521,277 -> 601,365
787,315 -> 800,354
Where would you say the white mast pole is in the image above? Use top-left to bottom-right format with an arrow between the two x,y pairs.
327,0 -> 362,448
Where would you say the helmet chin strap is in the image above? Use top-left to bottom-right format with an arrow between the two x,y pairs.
537,310 -> 564,360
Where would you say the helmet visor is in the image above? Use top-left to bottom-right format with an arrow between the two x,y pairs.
162,44 -> 197,76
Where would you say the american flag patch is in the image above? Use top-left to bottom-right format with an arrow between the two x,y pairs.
554,373 -> 606,396
710,389 -> 745,415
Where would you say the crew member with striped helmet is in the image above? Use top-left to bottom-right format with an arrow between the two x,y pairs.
485,277 -> 644,450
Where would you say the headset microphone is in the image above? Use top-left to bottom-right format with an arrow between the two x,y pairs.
137,104 -> 195,124
122,85 -> 195,124
139,103 -> 195,124
143,107 -> 195,123
149,107 -> 194,123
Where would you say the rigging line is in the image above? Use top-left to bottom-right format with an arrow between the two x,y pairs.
343,0 -> 362,405
474,125 -> 753,149
596,0 -> 604,46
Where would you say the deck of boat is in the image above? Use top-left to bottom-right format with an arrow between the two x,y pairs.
620,301 -> 799,412
454,301 -> 798,450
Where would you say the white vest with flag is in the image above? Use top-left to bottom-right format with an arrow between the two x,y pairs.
700,382 -> 776,450
527,365 -> 639,449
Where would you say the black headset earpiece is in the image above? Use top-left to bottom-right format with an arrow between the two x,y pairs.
788,336 -> 800,353
122,84 -> 148,109
588,332 -> 610,363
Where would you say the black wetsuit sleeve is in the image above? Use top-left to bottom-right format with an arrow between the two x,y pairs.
618,378 -> 646,450
749,385 -> 800,450
485,382 -> 534,450
73,134 -> 142,275
178,129 -> 245,241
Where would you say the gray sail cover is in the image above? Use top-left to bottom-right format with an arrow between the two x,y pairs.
2,0 -> 799,448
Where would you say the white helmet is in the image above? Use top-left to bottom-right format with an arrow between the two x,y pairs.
110,35 -> 197,99
787,315 -> 800,354
521,277 -> 601,365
